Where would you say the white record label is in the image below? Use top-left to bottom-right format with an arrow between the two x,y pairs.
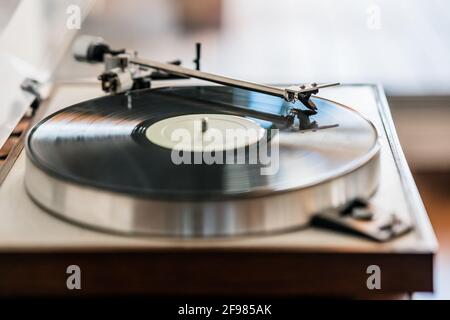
145,114 -> 265,152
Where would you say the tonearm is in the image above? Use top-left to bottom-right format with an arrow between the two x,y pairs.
73,35 -> 339,129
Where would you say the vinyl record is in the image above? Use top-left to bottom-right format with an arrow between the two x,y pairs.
26,86 -> 377,198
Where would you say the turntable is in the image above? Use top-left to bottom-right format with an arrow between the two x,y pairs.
0,0 -> 436,298
23,36 -> 409,241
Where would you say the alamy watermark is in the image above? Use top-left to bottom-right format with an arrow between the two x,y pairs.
366,4 -> 382,30
66,4 -> 81,30
366,264 -> 381,290
66,264 -> 81,290
169,124 -> 280,176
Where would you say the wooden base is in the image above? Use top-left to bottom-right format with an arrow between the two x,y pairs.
0,250 -> 433,297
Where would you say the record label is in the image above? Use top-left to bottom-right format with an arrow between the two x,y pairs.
145,113 -> 265,152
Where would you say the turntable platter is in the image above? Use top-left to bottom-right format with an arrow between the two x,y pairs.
24,86 -> 380,236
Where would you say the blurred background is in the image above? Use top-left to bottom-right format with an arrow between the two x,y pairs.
2,0 -> 449,169
1,0 -> 449,299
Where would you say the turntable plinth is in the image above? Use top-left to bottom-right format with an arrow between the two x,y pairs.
0,83 -> 436,297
